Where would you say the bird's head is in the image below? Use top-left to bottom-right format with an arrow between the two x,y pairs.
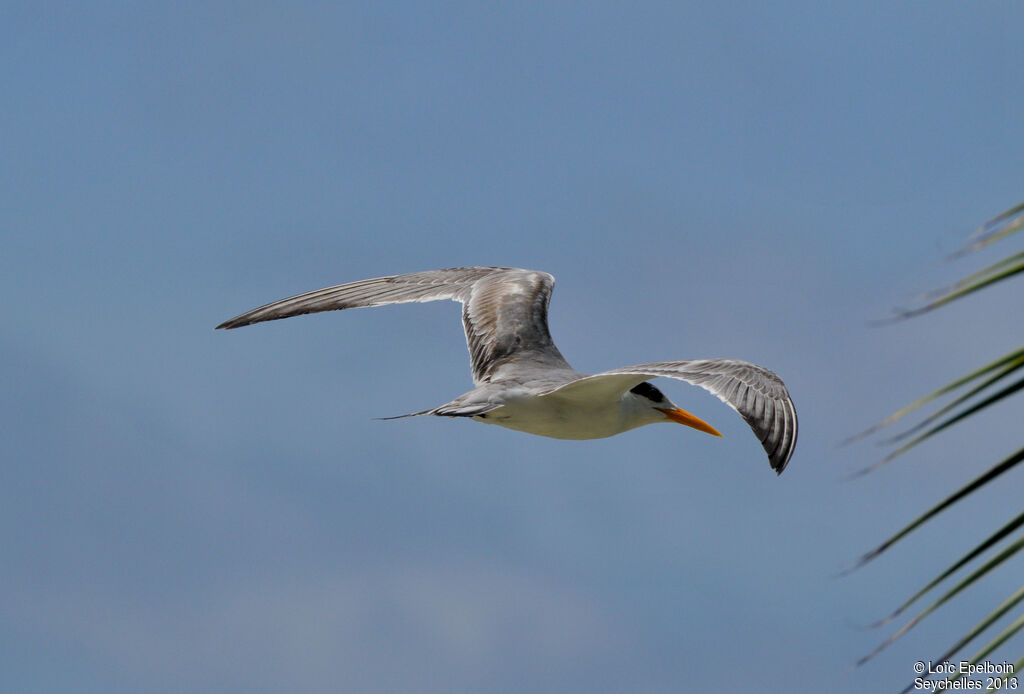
626,381 -> 723,437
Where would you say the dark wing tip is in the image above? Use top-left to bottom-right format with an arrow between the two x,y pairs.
730,371 -> 797,474
214,303 -> 327,330
215,316 -> 248,330
765,402 -> 798,475
215,314 -> 252,330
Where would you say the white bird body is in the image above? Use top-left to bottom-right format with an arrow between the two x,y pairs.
218,267 -> 798,473
464,380 -> 666,440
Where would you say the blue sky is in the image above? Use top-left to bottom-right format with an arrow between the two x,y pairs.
3,3 -> 1024,692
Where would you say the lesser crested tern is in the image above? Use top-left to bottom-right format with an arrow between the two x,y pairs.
217,267 -> 797,473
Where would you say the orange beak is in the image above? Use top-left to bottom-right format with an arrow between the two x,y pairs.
655,407 -> 723,437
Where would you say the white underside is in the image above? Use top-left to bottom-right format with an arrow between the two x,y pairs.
472,392 -> 656,440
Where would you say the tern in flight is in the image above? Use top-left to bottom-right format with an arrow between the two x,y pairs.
217,267 -> 797,473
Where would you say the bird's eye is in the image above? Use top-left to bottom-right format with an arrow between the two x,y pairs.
629,382 -> 665,403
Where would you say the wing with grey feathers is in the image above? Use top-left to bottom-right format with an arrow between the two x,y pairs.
216,267 -> 572,384
546,359 -> 797,473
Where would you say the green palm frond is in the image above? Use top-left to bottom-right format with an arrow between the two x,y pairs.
951,200 -> 1024,258
909,613 -> 1024,694
873,510 -> 1024,628
850,200 -> 1024,685
860,374 -> 1024,473
903,585 -> 1024,694
853,445 -> 1024,569
883,355 -> 1024,444
858,533 -> 1024,666
843,345 -> 1024,445
885,250 -> 1024,320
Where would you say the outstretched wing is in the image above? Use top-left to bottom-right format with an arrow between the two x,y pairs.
216,267 -> 571,385
545,359 -> 797,473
